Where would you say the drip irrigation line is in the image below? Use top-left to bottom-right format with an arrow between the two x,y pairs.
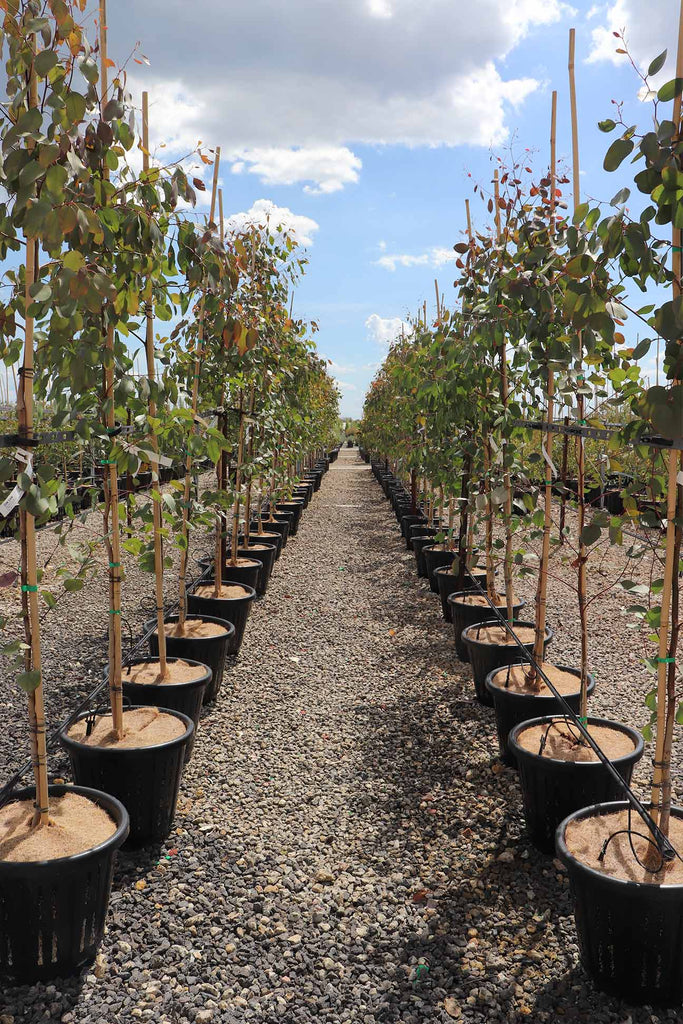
463,565 -> 679,863
0,559 -> 213,810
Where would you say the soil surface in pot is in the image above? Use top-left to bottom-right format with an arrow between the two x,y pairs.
195,582 -> 251,600
67,707 -> 185,749
470,624 -> 535,646
223,557 -> 260,568
122,659 -> 207,685
565,809 -> 683,884
241,543 -> 272,552
453,593 -> 507,608
0,793 -> 115,862
517,721 -> 636,761
490,662 -> 580,697
164,620 -> 228,640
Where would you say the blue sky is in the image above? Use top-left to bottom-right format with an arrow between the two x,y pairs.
108,0 -> 679,417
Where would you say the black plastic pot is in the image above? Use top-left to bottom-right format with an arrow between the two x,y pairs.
238,543 -> 276,595
401,514 -> 425,544
245,528 -> 283,559
0,784 -> 128,982
188,580 -> 256,656
557,802 -> 683,1005
449,594 -> 524,662
294,482 -> 313,506
258,517 -> 290,548
59,708 -> 193,848
435,567 -> 487,621
486,665 -> 596,767
145,615 -> 234,704
121,655 -> 211,756
423,545 -> 456,592
461,618 -> 551,705
196,552 -> 262,593
276,500 -> 304,536
507,715 -> 642,852
412,532 -> 439,577
407,521 -> 438,546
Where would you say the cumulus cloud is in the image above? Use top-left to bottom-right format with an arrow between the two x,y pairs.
230,146 -> 362,194
366,313 -> 412,349
375,246 -> 456,271
112,0 -> 569,170
588,0 -> 676,80
224,200 -> 319,247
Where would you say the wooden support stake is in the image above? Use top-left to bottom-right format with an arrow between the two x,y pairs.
495,169 -> 515,620
142,91 -> 167,678
19,32 -> 49,825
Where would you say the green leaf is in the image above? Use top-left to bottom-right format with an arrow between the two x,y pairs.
603,137 -> 634,172
598,119 -> 616,133
648,50 -> 667,77
34,49 -> 58,77
676,702 -> 683,726
63,578 -> 83,592
657,78 -> 683,102
17,669 -> 41,693
581,523 -> 602,546
65,92 -> 86,126
63,250 -> 85,272
45,163 -> 67,195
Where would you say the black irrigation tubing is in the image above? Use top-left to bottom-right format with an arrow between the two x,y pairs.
0,423 -> 140,449
512,417 -> 683,453
462,565 -> 679,863
0,559 -> 214,810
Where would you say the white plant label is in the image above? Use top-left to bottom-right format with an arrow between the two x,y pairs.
0,450 -> 34,518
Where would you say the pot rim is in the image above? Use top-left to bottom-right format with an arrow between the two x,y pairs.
190,580 -> 257,602
144,614 -> 235,640
0,783 -> 129,869
556,800 -> 683,894
485,662 -> 591,699
509,713 -> 643,767
462,619 -> 552,649
122,653 -> 214,687
60,706 -> 194,755
448,591 -> 525,609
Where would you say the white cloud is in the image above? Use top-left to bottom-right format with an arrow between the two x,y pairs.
337,380 -> 358,392
113,0 -> 569,163
230,146 -> 362,194
224,199 -> 319,247
366,313 -> 412,349
588,0 -> 676,80
375,246 -> 456,271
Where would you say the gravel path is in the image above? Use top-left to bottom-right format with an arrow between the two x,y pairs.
0,448 -> 678,1023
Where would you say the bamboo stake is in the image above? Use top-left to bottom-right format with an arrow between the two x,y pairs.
569,27 -> 589,719
228,389 -> 248,568
214,189 -> 225,596
177,147 -> 221,624
99,0 -> 124,737
18,33 -> 49,826
531,91 -> 558,683
495,170 -> 515,620
434,279 -> 441,321
141,92 -> 167,679
649,0 -> 683,841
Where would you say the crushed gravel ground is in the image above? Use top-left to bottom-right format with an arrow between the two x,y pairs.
0,448 -> 679,1023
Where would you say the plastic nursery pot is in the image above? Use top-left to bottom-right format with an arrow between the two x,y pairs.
121,656 -> 211,758
237,543 -> 276,596
436,567 -> 487,622
507,714 -> 642,853
0,784 -> 128,982
423,544 -> 456,592
485,664 -> 596,767
461,618 -> 550,706
245,528 -> 283,560
59,708 -> 193,848
408,520 -> 439,546
257,517 -> 290,548
147,616 -> 233,704
196,553 -> 262,593
449,595 -> 524,663
401,514 -> 425,544
303,472 -> 322,492
188,580 -> 257,656
412,532 -> 440,577
275,501 -> 304,536
556,802 -> 683,1006
293,483 -> 313,506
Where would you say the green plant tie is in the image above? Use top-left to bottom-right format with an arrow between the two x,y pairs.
109,562 -> 121,568
100,459 -> 117,465
21,584 -> 38,592
544,480 -> 552,486
578,716 -> 588,724
109,609 -> 121,615
673,246 -> 682,253
656,657 -> 676,664
578,420 -> 586,426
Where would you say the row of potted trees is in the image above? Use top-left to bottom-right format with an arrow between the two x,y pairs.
0,0 -> 340,982
359,23 -> 683,1008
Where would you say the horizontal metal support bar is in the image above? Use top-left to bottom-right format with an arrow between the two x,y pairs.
511,419 -> 683,452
